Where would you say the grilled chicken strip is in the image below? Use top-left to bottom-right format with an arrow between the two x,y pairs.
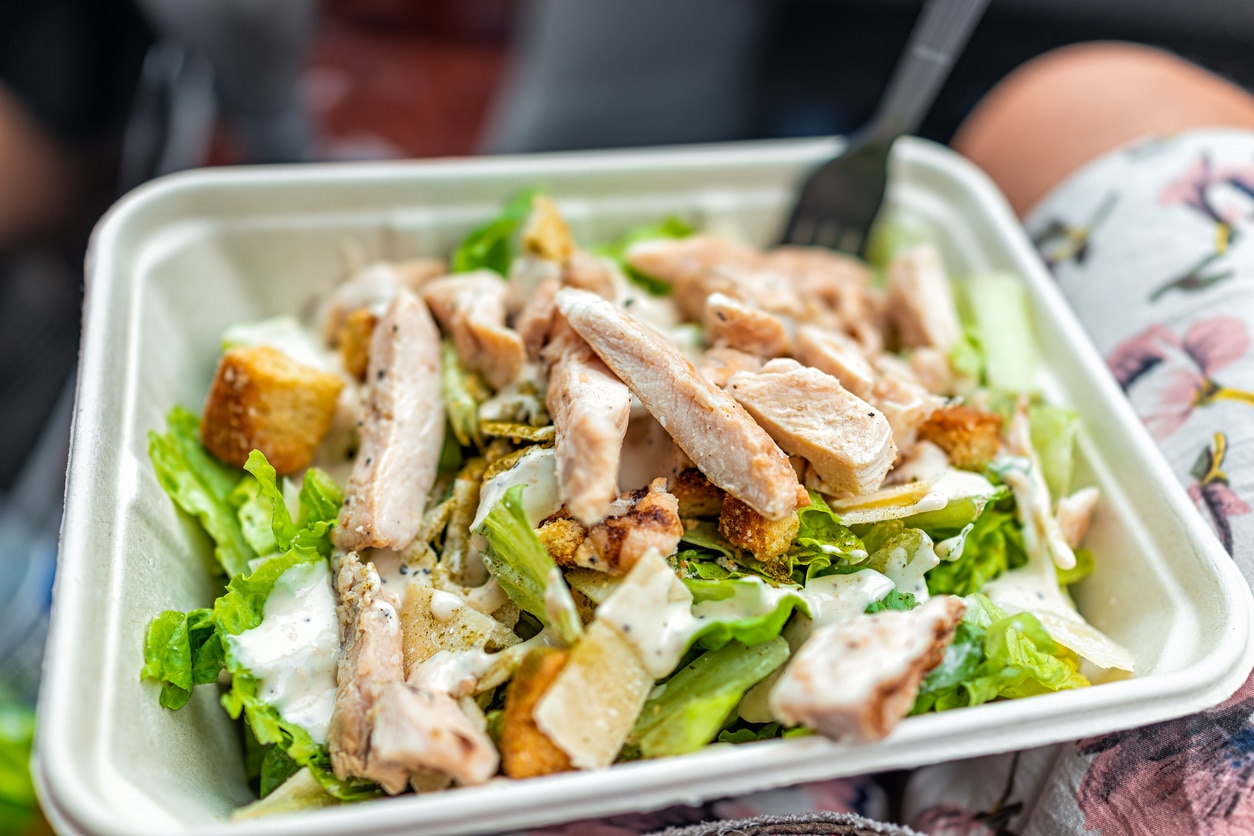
770,595 -> 965,742
556,288 -> 806,521
327,553 -> 407,791
704,292 -> 793,358
543,320 -> 632,526
334,290 -> 444,553
794,325 -> 877,400
727,359 -> 896,496
886,244 -> 962,352
367,683 -> 499,789
422,271 -> 526,390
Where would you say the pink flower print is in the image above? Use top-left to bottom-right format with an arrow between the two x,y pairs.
1077,668 -> 1254,836
1106,317 -> 1254,440
1188,432 -> 1252,554
1159,154 -> 1254,249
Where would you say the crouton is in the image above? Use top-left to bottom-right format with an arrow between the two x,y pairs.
719,494 -> 799,563
201,345 -> 344,475
522,195 -> 574,263
338,308 -> 377,381
500,647 -> 574,779
671,467 -> 725,518
917,404 -> 1003,471
536,510 -> 587,566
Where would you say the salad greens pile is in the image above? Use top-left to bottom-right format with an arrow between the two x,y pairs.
138,195 -> 1120,816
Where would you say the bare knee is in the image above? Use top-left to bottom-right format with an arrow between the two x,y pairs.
954,42 -> 1254,217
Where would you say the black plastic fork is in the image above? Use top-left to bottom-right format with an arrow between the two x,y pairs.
780,0 -> 991,256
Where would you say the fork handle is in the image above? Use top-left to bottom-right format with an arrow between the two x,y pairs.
864,0 -> 991,143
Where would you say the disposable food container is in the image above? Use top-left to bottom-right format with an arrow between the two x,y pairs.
35,137 -> 1254,835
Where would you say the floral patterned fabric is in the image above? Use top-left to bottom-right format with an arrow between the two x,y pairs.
512,129 -> 1254,836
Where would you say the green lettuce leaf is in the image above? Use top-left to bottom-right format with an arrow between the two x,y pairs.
148,406 -> 255,577
0,690 -> 38,834
452,189 -> 538,275
684,578 -> 808,650
864,589 -> 918,613
913,593 -> 1089,714
474,484 -> 582,645
141,608 -> 223,710
630,638 -> 789,758
925,505 -> 1027,597
789,492 -> 868,577
441,339 -> 489,448
243,450 -> 297,552
963,272 -> 1037,394
1029,404 -> 1080,500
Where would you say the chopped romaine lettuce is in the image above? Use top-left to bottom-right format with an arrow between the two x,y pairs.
441,339 -> 489,448
474,484 -> 582,645
962,272 -> 1037,394
684,577 -> 807,650
629,638 -> 788,758
1028,404 -> 1080,500
789,492 -> 868,576
913,593 -> 1088,714
864,589 -> 918,613
925,505 -> 1027,597
452,189 -> 539,275
148,406 -> 255,577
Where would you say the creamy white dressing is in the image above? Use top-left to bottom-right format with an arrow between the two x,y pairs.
429,589 -> 465,622
875,531 -> 938,603
795,570 -> 897,627
228,561 -> 339,744
411,633 -> 546,697
935,523 -> 975,562
471,446 -> 562,533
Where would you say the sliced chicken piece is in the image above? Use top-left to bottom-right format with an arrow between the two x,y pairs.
765,246 -> 872,326
334,290 -> 444,553
869,367 -> 946,452
770,595 -> 965,742
556,288 -> 806,521
319,259 -> 447,345
327,553 -> 406,791
698,346 -> 763,388
543,320 -> 632,526
422,271 -> 525,390
910,347 -> 956,396
1056,486 -> 1101,549
539,478 -> 684,574
727,359 -> 896,496
515,277 -> 559,361
886,244 -> 962,352
794,325 -> 876,400
368,683 -> 499,790
562,250 -> 617,299
704,292 -> 793,358
625,234 -> 765,293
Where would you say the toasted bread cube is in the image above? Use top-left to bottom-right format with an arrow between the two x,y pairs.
720,494 -> 799,562
338,308 -> 378,382
536,511 -> 588,567
500,647 -> 574,779
201,345 -> 344,475
917,404 -> 1003,471
671,467 -> 725,518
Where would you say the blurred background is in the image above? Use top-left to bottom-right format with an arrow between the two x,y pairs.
1,0 -> 1252,831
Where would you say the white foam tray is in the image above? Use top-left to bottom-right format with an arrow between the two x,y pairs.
36,137 -> 1254,836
